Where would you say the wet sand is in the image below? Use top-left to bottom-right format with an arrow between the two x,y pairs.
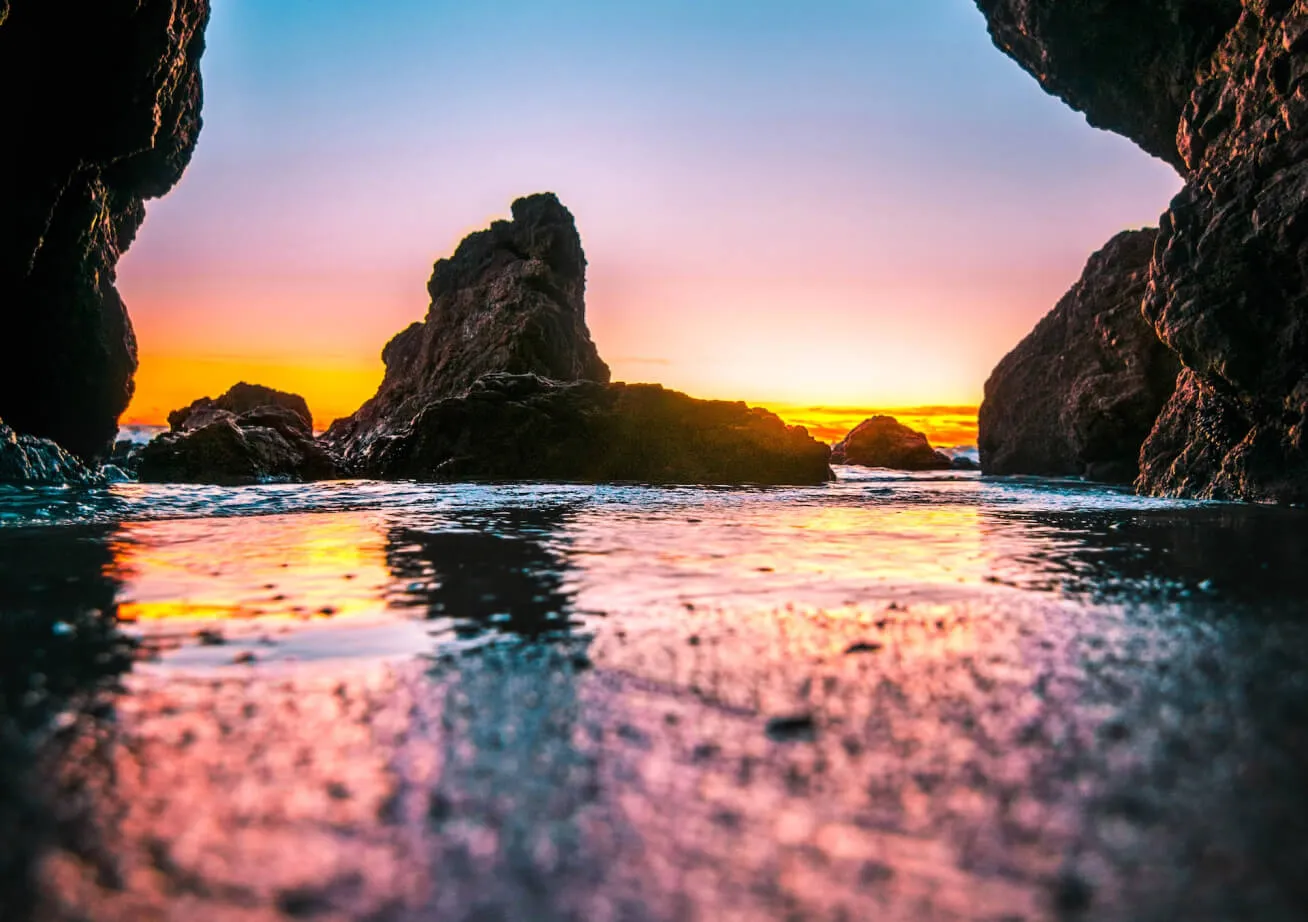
1,471 -> 1306,921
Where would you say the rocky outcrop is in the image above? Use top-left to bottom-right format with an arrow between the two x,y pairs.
0,1 -> 210,461
341,373 -> 832,485
0,419 -> 99,485
975,0 -> 1308,502
978,230 -> 1181,482
137,384 -> 335,485
974,0 -> 1242,170
830,416 -> 953,471
328,193 -> 610,460
330,194 -> 830,485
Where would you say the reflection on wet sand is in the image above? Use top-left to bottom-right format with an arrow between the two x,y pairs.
1,476 -> 1307,920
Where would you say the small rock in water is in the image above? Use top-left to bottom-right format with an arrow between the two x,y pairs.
195,629 -> 225,646
232,652 -> 258,665
766,714 -> 817,743
845,641 -> 883,655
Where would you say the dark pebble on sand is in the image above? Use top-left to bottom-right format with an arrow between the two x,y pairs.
845,641 -> 883,654
765,714 -> 817,743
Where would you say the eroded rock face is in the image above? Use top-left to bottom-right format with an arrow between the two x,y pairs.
137,384 -> 335,485
342,373 -> 832,485
0,0 -> 210,461
328,193 -> 610,459
976,0 -> 1308,502
0,419 -> 99,485
830,416 -> 952,471
974,0 -> 1242,169
979,230 -> 1181,482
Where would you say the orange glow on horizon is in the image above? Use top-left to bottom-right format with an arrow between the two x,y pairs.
124,351 -> 977,448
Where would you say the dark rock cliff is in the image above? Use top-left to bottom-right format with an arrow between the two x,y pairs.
0,0 -> 210,460
327,193 -> 610,459
979,230 -> 1181,482
976,0 -> 1308,502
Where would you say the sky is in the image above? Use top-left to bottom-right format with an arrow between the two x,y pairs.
117,0 -> 1181,443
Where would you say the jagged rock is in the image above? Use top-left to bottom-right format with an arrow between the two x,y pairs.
0,1 -> 210,461
0,419 -> 99,485
974,0 -> 1242,170
830,417 -> 952,471
950,456 -> 981,472
328,193 -> 610,459
975,0 -> 1308,502
137,384 -> 335,485
978,230 -> 1181,482
329,194 -> 829,484
341,373 -> 832,485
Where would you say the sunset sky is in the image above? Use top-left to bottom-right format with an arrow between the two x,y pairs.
117,0 -> 1180,444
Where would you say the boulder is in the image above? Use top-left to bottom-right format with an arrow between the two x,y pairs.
137,384 -> 335,485
0,419 -> 99,485
830,416 -> 953,471
0,1 -> 210,460
974,0 -> 1308,502
342,373 -> 832,485
978,230 -> 1181,482
327,193 -> 610,459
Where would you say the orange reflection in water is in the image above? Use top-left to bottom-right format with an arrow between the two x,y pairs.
108,512 -> 392,625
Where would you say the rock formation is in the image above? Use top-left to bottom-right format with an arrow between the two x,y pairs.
330,194 -> 832,485
830,416 -> 953,471
0,1 -> 210,461
328,193 -> 610,460
978,230 -> 1181,482
343,373 -> 831,485
137,384 -> 336,485
0,419 -> 99,485
975,0 -> 1308,502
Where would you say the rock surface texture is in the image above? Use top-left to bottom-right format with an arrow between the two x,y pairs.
344,373 -> 832,485
328,194 -> 610,461
830,416 -> 953,471
976,0 -> 1308,502
979,230 -> 1181,482
0,419 -> 99,485
0,0 -> 210,461
137,384 -> 335,485
330,195 -> 831,485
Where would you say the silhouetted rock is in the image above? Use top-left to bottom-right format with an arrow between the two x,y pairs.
168,382 -> 312,432
137,384 -> 335,485
978,230 -> 1180,483
328,193 -> 610,459
950,456 -> 980,472
0,419 -> 99,485
975,0 -> 1308,502
974,0 -> 1241,171
343,373 -> 832,485
330,195 -> 829,484
0,1 -> 211,460
830,416 -> 952,471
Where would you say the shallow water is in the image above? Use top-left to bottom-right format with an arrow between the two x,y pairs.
1,469 -> 1306,921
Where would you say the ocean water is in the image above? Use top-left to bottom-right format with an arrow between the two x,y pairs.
1,469 -> 1306,921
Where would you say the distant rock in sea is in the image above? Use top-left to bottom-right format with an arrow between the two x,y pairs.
348,373 -> 833,485
137,383 -> 336,485
328,193 -> 610,461
978,230 -> 1180,483
830,416 -> 953,471
0,418 -> 100,485
329,194 -> 832,485
975,0 -> 1308,502
0,1 -> 211,460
